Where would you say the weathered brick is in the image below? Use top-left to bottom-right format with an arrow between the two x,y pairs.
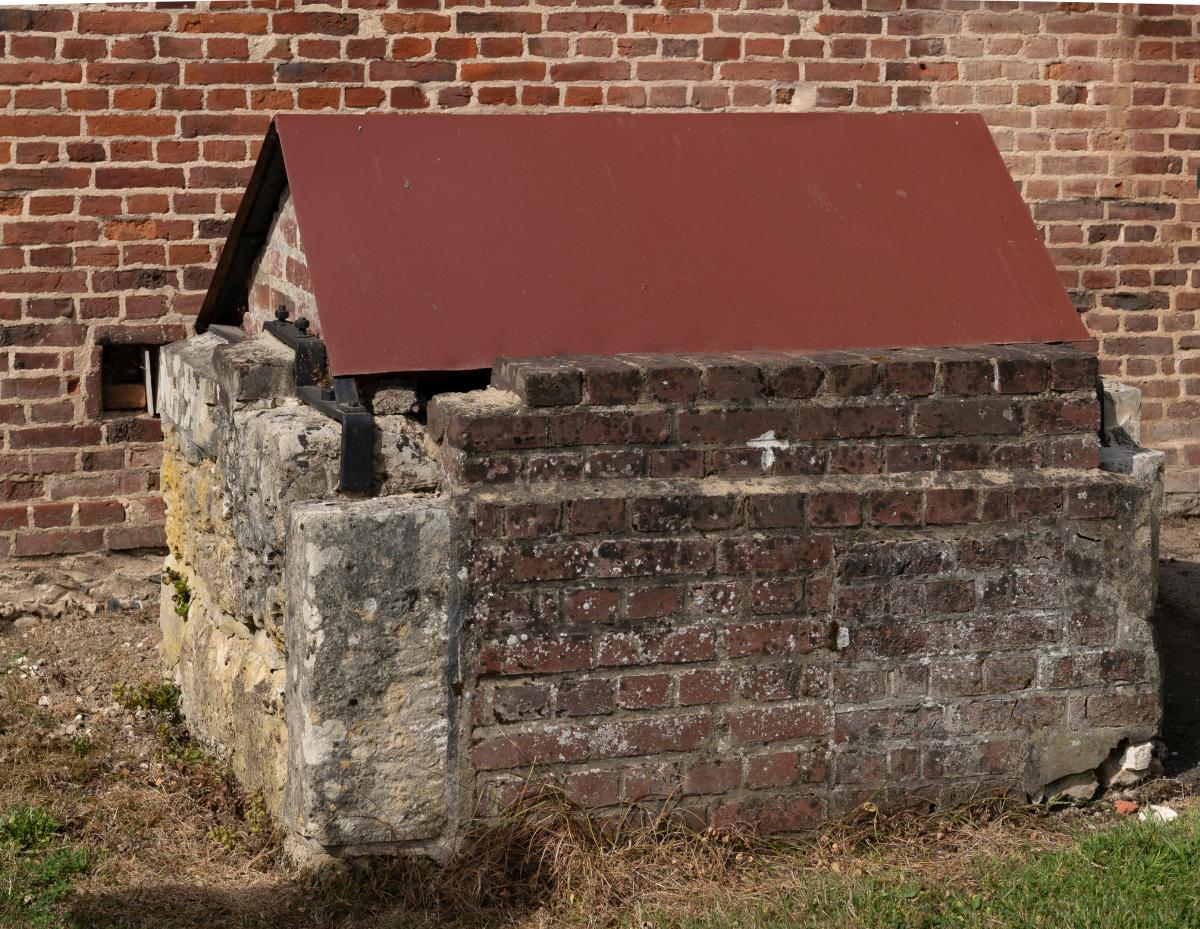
727,704 -> 829,743
629,357 -> 702,404
746,493 -> 805,529
14,528 -> 104,556
756,355 -> 825,399
619,673 -> 672,709
597,626 -> 714,666
678,668 -> 734,706
626,585 -> 682,619
690,356 -> 762,402
867,490 -> 921,527
679,408 -> 791,445
552,409 -> 669,446
491,683 -> 552,723
809,492 -> 863,527
502,502 -> 561,538
995,351 -> 1050,395
719,536 -> 832,574
1026,397 -> 1100,435
912,399 -> 1022,439
1050,353 -> 1099,392
479,634 -> 593,675
494,359 -> 583,407
556,679 -> 615,718
836,404 -> 905,438
941,357 -> 994,396
879,358 -> 937,397
575,356 -> 642,406
1012,487 -> 1063,518
925,488 -> 977,525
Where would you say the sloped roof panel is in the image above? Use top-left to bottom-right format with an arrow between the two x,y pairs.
210,113 -> 1089,377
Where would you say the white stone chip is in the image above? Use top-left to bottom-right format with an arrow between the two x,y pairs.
1138,805 -> 1178,824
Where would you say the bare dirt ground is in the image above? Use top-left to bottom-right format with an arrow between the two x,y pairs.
0,520 -> 1196,929
0,590 -> 293,928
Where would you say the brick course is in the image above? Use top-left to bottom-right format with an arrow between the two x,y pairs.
433,346 -> 1102,483
2,1 -> 1200,557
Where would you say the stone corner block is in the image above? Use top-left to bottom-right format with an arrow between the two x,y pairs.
213,333 -> 296,406
158,332 -> 225,460
1100,377 -> 1142,445
281,494 -> 455,853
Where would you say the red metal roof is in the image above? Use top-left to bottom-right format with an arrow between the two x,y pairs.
206,113 -> 1088,377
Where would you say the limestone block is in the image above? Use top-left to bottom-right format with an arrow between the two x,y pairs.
159,334 -> 443,639
160,555 -> 288,809
1100,741 -> 1156,789
1100,378 -> 1142,445
375,415 -> 443,496
1021,474 -> 1160,795
159,333 -> 224,463
213,333 -> 295,406
282,495 -> 453,855
1028,728 -> 1123,797
1042,770 -> 1099,804
1100,445 -> 1165,601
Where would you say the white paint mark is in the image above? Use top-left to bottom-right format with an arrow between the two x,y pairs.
747,430 -> 791,471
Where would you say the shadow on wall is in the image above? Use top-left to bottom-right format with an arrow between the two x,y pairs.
1154,536 -> 1200,778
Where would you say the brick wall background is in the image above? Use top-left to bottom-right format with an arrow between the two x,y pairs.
2,0 -> 1199,558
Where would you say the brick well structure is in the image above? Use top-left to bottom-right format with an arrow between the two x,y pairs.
2,2 -> 1200,558
149,112 -> 1165,858
159,335 -> 1162,858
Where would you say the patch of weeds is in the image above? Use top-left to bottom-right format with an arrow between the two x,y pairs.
111,680 -> 180,721
154,721 -> 206,768
162,568 -> 191,619
111,678 -> 211,771
207,825 -> 239,853
244,792 -> 271,837
0,806 -> 89,928
0,807 -> 61,849
68,735 -> 91,758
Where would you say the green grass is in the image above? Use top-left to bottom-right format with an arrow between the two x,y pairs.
645,809 -> 1200,929
0,807 -> 89,929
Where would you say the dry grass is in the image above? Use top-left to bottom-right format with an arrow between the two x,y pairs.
0,602 -> 1192,929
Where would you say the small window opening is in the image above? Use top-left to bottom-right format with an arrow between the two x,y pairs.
101,344 -> 159,416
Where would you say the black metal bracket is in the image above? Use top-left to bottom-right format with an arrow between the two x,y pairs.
266,306 -> 374,493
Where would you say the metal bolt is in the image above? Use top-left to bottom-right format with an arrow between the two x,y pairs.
296,317 -> 310,334
275,305 -> 289,321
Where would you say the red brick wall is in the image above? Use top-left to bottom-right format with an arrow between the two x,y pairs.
244,189 -> 319,336
2,1 -> 1199,557
429,350 -> 1158,825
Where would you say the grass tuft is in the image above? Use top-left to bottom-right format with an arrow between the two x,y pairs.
0,807 -> 63,851
0,806 -> 89,929
644,806 -> 1200,929
439,781 -> 766,919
